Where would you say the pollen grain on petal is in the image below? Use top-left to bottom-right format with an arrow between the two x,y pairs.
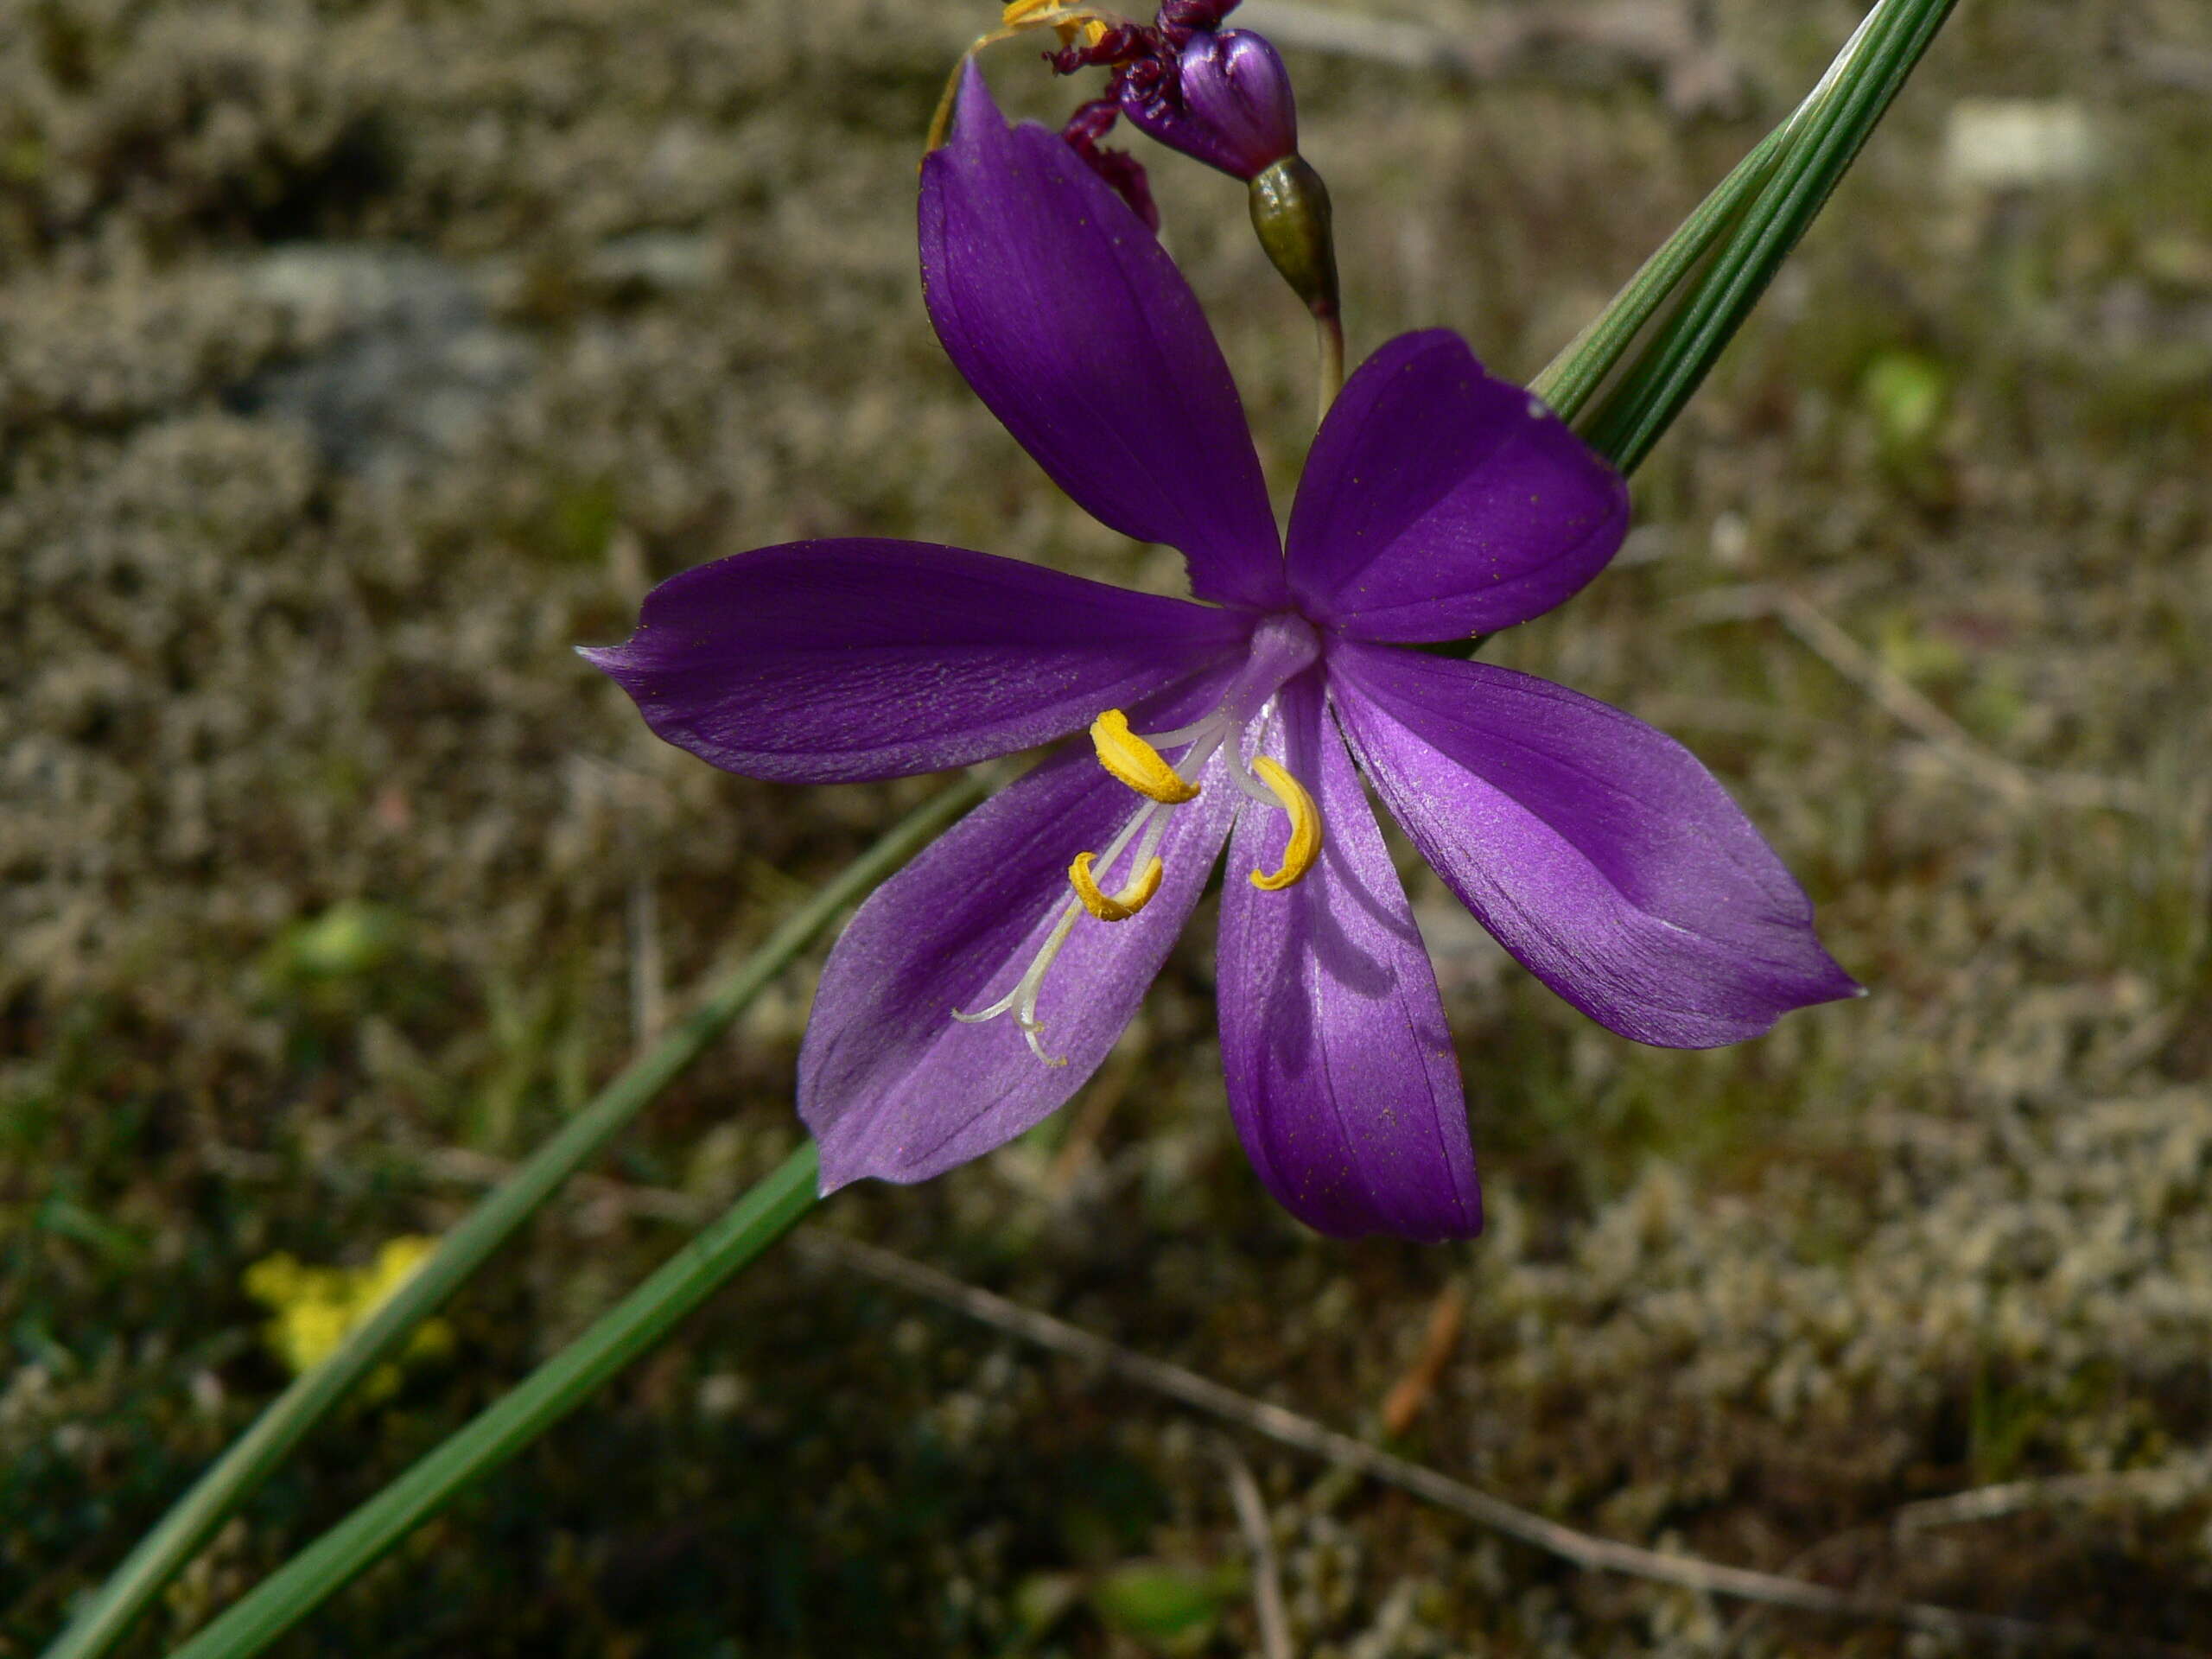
1248,755 -> 1321,891
1070,850 -> 1164,921
1090,709 -> 1200,804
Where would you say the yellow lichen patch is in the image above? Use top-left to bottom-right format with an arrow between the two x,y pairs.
242,1235 -> 454,1402
1070,849 -> 1164,921
1248,756 -> 1322,891
1090,709 -> 1200,804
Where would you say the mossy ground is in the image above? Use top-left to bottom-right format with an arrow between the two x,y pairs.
3,1 -> 2210,1653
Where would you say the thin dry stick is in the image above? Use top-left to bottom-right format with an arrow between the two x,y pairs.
409,1154 -> 2197,1656
1721,1454 -> 2212,1656
1893,1455 -> 2212,1533
1218,1446 -> 1294,1659
1380,1282 -> 1465,1438
1689,583 -> 2150,814
798,1233 -> 2199,1656
1241,0 -> 1743,115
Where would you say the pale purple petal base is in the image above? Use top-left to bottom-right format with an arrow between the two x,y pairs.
583,538 -> 1248,782
1217,671 -> 1480,1239
1330,644 -> 1860,1047
802,679 -> 1239,1190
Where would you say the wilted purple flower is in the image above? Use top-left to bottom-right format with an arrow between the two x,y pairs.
586,67 -> 1858,1240
1119,25 -> 1298,182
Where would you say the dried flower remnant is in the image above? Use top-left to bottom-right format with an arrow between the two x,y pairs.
588,68 -> 1858,1240
1039,0 -> 1342,399
1114,9 -> 1297,184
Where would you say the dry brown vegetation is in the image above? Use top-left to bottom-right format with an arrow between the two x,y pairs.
3,0 -> 2210,1653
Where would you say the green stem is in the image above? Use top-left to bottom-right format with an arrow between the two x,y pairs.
168,1143 -> 823,1659
42,775 -> 987,1659
1315,309 -> 1345,427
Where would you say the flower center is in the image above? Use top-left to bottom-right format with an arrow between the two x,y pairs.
953,613 -> 1323,1064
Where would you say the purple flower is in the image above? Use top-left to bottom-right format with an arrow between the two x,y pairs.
586,67 -> 1859,1241
1120,27 -> 1298,182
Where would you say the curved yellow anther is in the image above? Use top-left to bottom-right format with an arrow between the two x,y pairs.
1002,0 -> 1109,41
1248,756 -> 1322,891
1090,709 -> 1200,804
1070,851 -> 1164,921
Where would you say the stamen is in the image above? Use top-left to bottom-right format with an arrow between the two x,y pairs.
928,8 -> 1120,151
951,901 -> 1079,1066
1001,0 -> 1109,44
1069,850 -> 1163,921
1247,756 -> 1322,891
1090,709 -> 1201,804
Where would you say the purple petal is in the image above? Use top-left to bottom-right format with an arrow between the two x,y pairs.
1286,331 -> 1629,641
1329,643 -> 1860,1047
582,538 -> 1249,782
802,683 -> 1239,1189
921,63 -> 1285,610
1217,671 -> 1480,1239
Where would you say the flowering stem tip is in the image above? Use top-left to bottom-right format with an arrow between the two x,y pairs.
586,67 -> 1859,1241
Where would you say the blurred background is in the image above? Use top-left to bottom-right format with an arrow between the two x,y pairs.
3,0 -> 2209,1652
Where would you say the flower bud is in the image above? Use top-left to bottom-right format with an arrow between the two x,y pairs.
1119,28 -> 1296,183
1248,153 -> 1339,321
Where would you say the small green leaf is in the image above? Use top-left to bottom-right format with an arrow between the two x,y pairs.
1860,349 -> 1949,453
1088,1560 -> 1240,1655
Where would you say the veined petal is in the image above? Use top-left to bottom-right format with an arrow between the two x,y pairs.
1286,331 -> 1629,642
1218,671 -> 1480,1240
1330,644 -> 1859,1047
802,687 -> 1238,1190
922,63 -> 1285,610
583,538 -> 1249,783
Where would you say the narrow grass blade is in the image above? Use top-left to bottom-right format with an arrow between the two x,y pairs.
1526,8 -> 1885,427
166,1142 -> 823,1659
1583,0 -> 1959,476
41,774 -> 988,1659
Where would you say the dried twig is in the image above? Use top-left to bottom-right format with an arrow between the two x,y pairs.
1242,0 -> 1744,117
1687,583 -> 2152,815
1217,1445 -> 1294,1659
2128,38 -> 2212,95
410,1152 -> 2200,1655
1893,1456 -> 2212,1532
798,1232 -> 2196,1656
1379,1282 -> 1465,1438
1722,1454 -> 2212,1656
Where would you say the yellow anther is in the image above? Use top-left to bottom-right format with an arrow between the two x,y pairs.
1248,756 -> 1322,891
1090,709 -> 1200,804
1070,851 -> 1164,921
1002,0 -> 1108,38
930,9 -> 1114,151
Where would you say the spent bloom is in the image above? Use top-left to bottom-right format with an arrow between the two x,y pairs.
587,67 -> 1858,1240
1116,11 -> 1298,183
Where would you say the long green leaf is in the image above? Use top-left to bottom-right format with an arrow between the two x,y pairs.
43,775 -> 986,1659
1583,0 -> 1959,475
1526,7 -> 1884,427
